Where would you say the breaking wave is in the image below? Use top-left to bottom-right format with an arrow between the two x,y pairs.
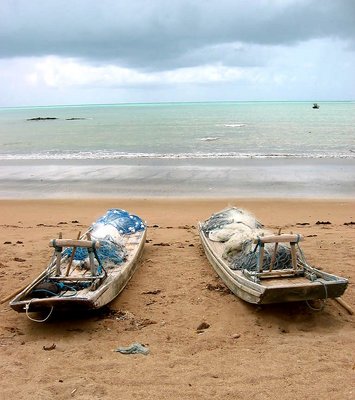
222,123 -> 246,127
0,151 -> 354,160
199,137 -> 221,142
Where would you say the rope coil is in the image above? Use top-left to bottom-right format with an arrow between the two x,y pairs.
24,300 -> 54,323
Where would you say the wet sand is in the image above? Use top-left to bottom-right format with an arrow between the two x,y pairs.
0,198 -> 354,399
1,157 -> 355,199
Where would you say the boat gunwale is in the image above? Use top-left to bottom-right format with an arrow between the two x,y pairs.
10,227 -> 147,312
198,221 -> 348,304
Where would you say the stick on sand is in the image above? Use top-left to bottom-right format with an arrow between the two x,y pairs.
333,297 -> 354,315
1,285 -> 29,305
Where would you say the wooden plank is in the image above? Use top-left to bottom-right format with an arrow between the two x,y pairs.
55,248 -> 62,276
269,229 -> 281,271
261,276 -> 311,287
269,241 -> 279,271
259,269 -> 301,278
49,239 -> 100,249
88,250 -> 96,275
290,243 -> 297,271
258,244 -> 265,273
253,234 -> 303,244
65,231 -> 81,276
49,275 -> 104,282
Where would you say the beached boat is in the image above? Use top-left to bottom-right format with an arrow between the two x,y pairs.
10,209 -> 146,319
199,207 -> 348,304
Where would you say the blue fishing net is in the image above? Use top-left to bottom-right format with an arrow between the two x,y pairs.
93,209 -> 146,234
64,240 -> 127,265
63,209 -> 145,267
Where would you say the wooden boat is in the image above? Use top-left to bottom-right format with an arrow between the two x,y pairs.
10,209 -> 146,318
199,208 -> 348,304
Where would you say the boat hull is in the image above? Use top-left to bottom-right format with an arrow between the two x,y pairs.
10,214 -> 146,313
199,224 -> 348,305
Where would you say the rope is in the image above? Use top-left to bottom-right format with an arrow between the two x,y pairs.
53,283 -> 78,297
305,279 -> 328,311
25,283 -> 79,323
25,299 -> 54,323
296,243 -> 307,264
31,289 -> 59,297
296,245 -> 328,311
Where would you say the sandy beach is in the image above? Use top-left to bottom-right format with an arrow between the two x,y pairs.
0,198 -> 354,399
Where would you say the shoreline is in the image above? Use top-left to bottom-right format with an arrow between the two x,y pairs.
1,157 -> 354,199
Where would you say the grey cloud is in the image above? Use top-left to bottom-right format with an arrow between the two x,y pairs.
0,0 -> 354,71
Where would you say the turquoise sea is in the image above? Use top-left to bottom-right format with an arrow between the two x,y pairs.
0,101 -> 354,198
1,101 -> 354,159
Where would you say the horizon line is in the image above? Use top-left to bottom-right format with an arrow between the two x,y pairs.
1,99 -> 354,110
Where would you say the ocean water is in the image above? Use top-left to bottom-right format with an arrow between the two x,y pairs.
0,101 -> 354,198
0,101 -> 354,160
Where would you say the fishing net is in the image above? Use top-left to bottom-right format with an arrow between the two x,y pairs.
64,239 -> 127,266
93,208 -> 145,234
203,208 -> 298,271
63,209 -> 145,266
202,207 -> 262,234
230,241 -> 294,271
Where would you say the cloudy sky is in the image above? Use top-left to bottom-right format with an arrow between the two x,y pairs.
0,0 -> 354,107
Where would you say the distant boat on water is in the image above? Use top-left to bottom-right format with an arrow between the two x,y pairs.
312,103 -> 320,109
